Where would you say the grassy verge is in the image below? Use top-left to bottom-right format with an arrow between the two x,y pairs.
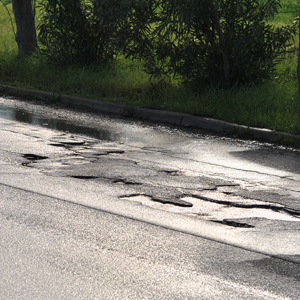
0,2 -> 300,135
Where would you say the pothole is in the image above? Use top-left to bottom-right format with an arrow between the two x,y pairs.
71,175 -> 98,180
120,195 -> 193,211
189,189 -> 285,209
120,194 -> 193,208
213,220 -> 255,228
22,154 -> 48,161
182,196 -> 300,222
151,196 -> 193,207
161,170 -> 179,175
48,135 -> 88,147
106,150 -> 125,155
76,149 -> 125,158
120,192 -> 300,224
113,179 -> 142,185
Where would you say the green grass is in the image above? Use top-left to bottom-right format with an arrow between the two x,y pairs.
0,2 -> 16,52
0,1 -> 300,137
270,0 -> 299,25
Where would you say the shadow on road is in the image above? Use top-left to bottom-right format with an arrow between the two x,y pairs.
229,147 -> 300,174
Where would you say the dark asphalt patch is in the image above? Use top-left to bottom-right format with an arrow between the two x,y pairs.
22,154 -> 48,161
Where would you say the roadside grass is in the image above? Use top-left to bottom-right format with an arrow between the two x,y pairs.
0,2 -> 300,135
271,0 -> 299,25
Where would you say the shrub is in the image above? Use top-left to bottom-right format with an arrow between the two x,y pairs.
125,0 -> 297,89
37,0 -> 137,65
37,0 -> 296,89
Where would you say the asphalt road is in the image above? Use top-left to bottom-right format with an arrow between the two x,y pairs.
0,96 -> 300,299
1,183 -> 300,300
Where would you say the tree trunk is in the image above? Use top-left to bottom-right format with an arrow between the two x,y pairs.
210,0 -> 230,88
298,14 -> 300,96
12,0 -> 38,58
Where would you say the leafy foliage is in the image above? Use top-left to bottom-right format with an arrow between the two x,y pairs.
125,0 -> 297,89
38,0 -> 93,65
37,0 -> 296,89
38,0 -> 138,65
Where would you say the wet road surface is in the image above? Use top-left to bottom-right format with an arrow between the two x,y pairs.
1,96 -> 300,299
1,96 -> 299,225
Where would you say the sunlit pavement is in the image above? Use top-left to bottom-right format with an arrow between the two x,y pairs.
0,96 -> 300,263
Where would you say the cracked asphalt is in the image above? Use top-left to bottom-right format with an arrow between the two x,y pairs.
1,96 -> 300,261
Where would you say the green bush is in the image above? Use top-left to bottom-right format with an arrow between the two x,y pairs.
125,0 -> 297,89
38,0 -> 92,65
37,0 -> 138,65
37,0 -> 296,89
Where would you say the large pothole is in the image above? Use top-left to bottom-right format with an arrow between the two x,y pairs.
121,190 -> 300,228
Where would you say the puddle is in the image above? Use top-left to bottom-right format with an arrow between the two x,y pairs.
0,103 -> 121,142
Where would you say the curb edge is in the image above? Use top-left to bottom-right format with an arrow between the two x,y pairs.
1,84 -> 299,145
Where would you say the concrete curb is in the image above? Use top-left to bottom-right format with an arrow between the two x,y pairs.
1,84 -> 300,145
